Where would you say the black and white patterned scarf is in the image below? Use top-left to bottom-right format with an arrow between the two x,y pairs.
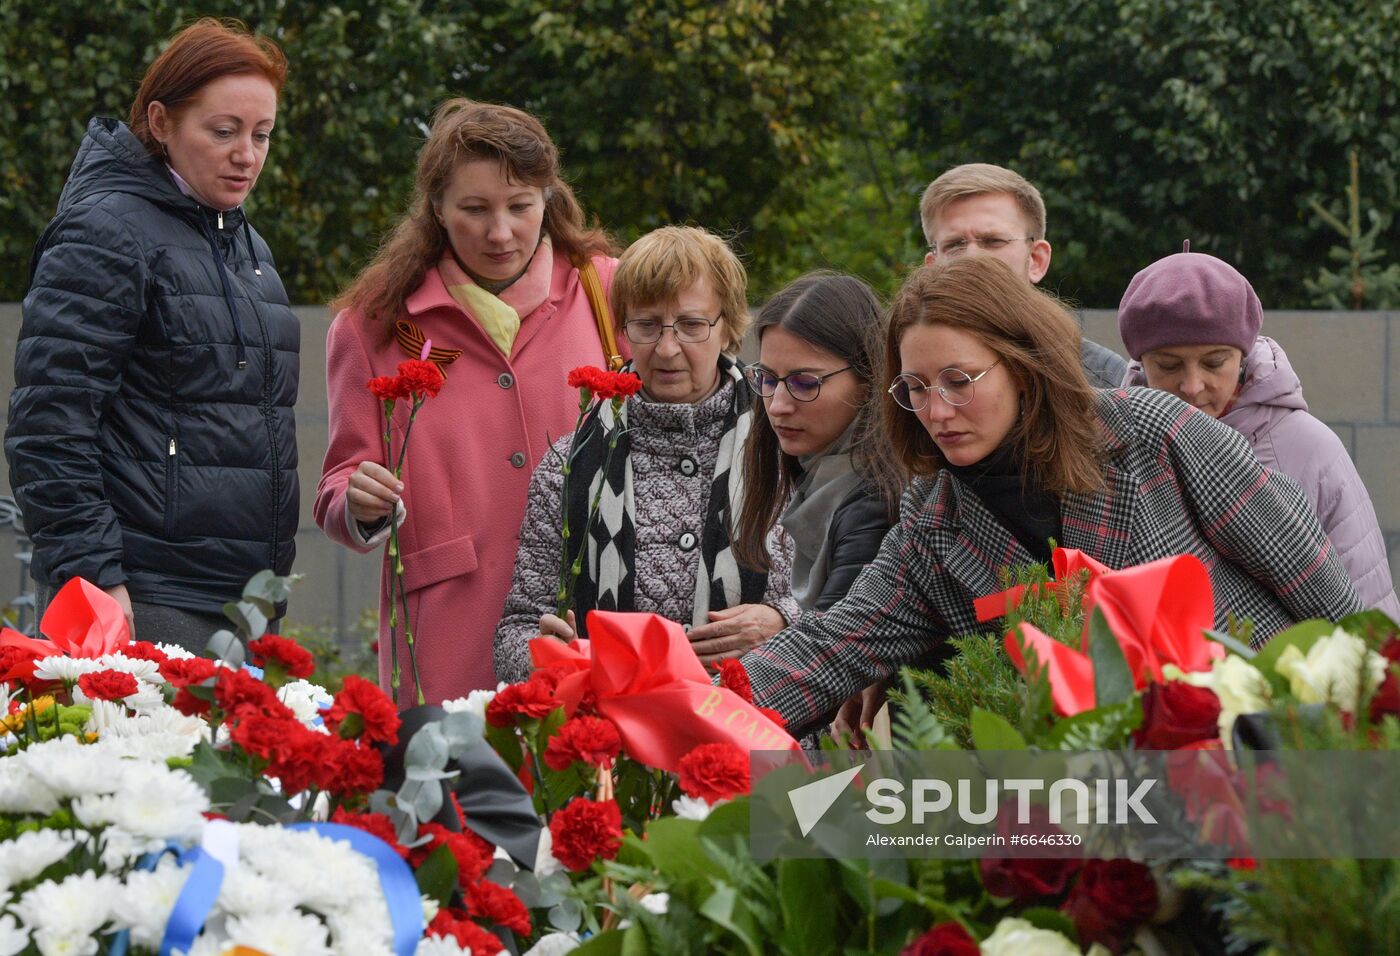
566,356 -> 767,638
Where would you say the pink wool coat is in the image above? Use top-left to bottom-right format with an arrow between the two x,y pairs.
316,253 -> 619,704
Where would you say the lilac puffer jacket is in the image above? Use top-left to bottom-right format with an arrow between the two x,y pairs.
1125,335 -> 1400,618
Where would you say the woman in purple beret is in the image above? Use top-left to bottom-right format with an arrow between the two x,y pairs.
1118,246 -> 1399,618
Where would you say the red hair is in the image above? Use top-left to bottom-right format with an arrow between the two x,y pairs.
128,18 -> 288,156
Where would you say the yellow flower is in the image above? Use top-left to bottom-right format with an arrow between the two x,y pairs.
0,695 -> 56,733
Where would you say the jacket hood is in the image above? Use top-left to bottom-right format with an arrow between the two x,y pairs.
59,118 -> 244,227
60,118 -> 186,212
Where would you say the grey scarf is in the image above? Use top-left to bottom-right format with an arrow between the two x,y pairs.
780,426 -> 864,608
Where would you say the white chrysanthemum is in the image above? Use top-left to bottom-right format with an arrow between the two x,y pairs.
421,895 -> 440,926
416,937 -> 475,956
183,929 -> 233,956
83,698 -> 129,735
14,737 -> 126,799
520,933 -> 580,956
240,826 -> 381,911
441,684 -> 504,721
215,866 -> 291,919
30,927 -> 99,956
324,907 -> 395,956
638,891 -> 669,915
671,795 -> 713,821
110,855 -> 190,950
532,825 -> 563,879
0,760 -> 59,814
0,914 -> 27,956
95,653 -> 165,684
95,826 -> 166,871
1275,628 -> 1387,712
73,766 -> 207,840
94,708 -> 208,761
0,829 -> 78,891
277,680 -> 334,725
223,910 -> 333,956
122,682 -> 168,716
153,642 -> 195,660
979,917 -> 1083,956
10,871 -> 117,939
32,656 -> 102,683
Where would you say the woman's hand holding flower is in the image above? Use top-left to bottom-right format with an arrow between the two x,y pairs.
688,603 -> 785,664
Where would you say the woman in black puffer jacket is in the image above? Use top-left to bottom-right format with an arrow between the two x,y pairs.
4,19 -> 298,650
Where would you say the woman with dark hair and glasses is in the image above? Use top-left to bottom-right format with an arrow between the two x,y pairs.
495,226 -> 799,682
740,255 -> 1361,738
733,272 -> 904,744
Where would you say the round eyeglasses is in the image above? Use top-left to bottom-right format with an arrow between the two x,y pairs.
888,362 -> 1001,411
622,315 -> 723,345
745,365 -> 853,403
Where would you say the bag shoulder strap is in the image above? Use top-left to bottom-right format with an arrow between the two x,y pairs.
576,257 -> 624,371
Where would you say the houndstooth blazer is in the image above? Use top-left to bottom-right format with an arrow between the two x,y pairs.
744,387 -> 1363,736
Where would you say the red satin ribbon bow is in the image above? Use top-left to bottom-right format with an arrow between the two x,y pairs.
999,550 -> 1223,716
529,610 -> 799,772
0,577 -> 130,661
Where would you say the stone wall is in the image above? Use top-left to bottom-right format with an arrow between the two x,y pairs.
1,304 -> 1396,641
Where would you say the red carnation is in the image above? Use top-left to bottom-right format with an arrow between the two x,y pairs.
543,715 -> 622,771
0,644 -> 48,688
230,714 -> 296,761
172,687 -> 212,717
567,366 -> 643,401
1133,680 -> 1221,750
121,641 -> 169,665
368,375 -> 409,401
485,676 -> 560,727
677,742 -> 751,803
1063,859 -> 1159,952
396,359 -> 445,399
716,659 -> 753,703
331,808 -> 409,860
412,822 -> 495,885
262,723 -> 335,794
427,908 -> 505,954
325,674 -> 402,745
325,739 -> 386,794
77,669 -> 139,702
159,657 -> 217,688
249,634 -> 315,679
467,880 -> 532,936
901,921 -> 980,956
213,667 -> 291,721
548,797 -> 623,871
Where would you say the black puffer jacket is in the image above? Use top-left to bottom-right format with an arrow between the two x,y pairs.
4,117 -> 298,614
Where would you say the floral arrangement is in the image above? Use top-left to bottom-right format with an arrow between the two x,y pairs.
554,366 -> 643,619
367,350 -> 447,705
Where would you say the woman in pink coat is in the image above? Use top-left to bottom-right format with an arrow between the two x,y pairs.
316,99 -> 620,704
1119,247 -> 1400,618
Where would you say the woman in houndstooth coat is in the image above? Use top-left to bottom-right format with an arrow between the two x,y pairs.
743,256 -> 1362,737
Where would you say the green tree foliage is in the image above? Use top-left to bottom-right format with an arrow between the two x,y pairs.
1,1 -> 477,304
904,0 -> 1400,307
1,0 -> 890,304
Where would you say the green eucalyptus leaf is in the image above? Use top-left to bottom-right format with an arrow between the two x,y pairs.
970,707 -> 1028,750
414,843 -> 459,908
1088,607 -> 1135,706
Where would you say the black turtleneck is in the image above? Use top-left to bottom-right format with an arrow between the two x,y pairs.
945,443 -> 1061,565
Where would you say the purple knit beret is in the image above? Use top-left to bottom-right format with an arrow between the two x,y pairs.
1117,248 -> 1263,360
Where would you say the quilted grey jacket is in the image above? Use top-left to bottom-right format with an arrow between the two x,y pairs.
495,377 -> 799,682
